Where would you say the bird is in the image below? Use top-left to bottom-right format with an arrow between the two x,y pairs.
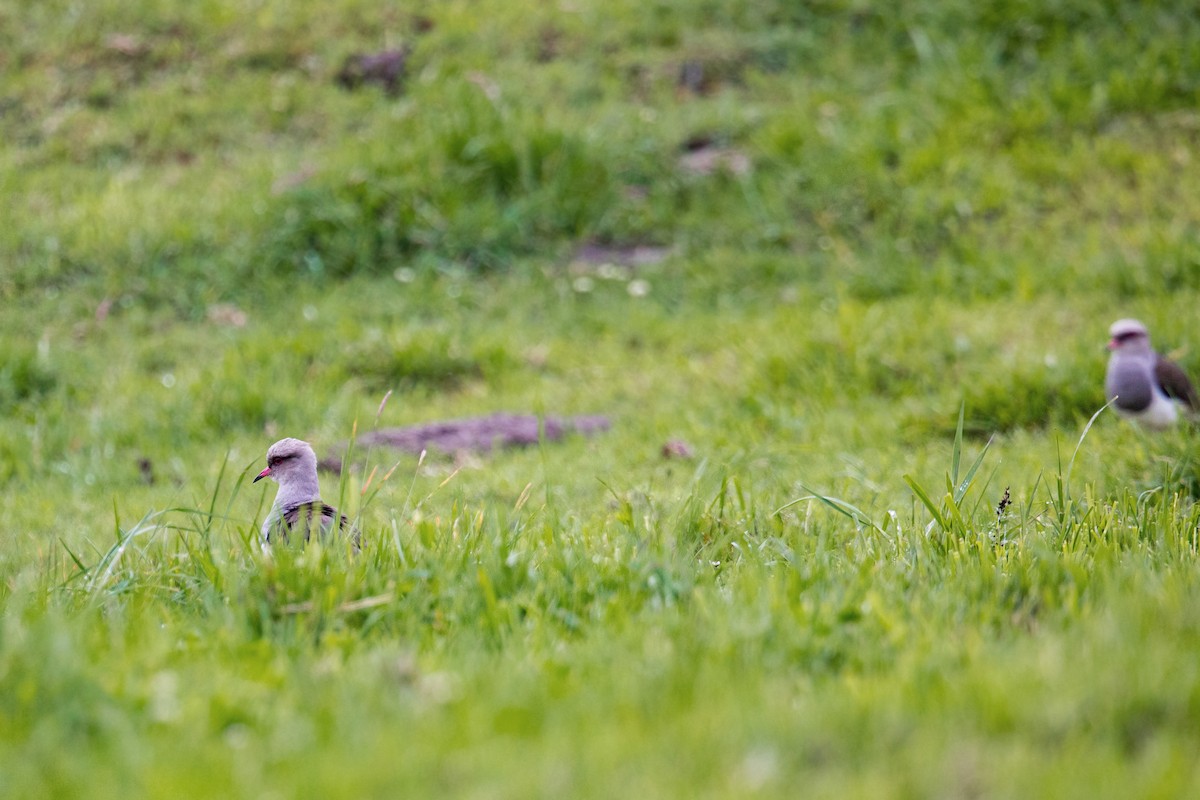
1105,318 -> 1198,429
252,437 -> 359,551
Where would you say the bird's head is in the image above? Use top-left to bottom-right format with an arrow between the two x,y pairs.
254,437 -> 318,484
1108,318 -> 1151,353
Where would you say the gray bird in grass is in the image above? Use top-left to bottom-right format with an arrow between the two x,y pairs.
1104,319 -> 1198,429
253,438 -> 359,550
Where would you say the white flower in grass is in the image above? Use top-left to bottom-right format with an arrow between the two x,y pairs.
596,263 -> 624,280
627,279 -> 650,298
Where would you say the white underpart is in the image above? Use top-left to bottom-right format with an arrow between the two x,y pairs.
261,509 -> 282,546
1116,390 -> 1179,430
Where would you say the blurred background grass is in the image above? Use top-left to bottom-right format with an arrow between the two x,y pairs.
3,0 -> 1200,797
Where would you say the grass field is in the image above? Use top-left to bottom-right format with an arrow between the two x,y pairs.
4,1 -> 1200,797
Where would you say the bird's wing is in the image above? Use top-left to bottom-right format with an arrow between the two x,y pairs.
1155,354 -> 1199,410
320,504 -> 361,552
279,502 -> 360,550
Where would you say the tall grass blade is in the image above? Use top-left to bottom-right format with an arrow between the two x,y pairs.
903,474 -> 948,532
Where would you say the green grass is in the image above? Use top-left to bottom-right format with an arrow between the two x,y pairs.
4,0 -> 1200,796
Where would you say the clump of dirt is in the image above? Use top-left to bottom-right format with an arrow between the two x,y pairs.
319,413 -> 611,472
678,135 -> 751,177
571,242 -> 672,270
336,49 -> 409,95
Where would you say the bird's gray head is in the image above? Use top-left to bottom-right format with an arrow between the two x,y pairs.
253,437 -> 318,485
1108,318 -> 1151,354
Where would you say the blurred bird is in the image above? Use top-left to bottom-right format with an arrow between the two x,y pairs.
1105,319 -> 1198,429
253,437 -> 359,550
